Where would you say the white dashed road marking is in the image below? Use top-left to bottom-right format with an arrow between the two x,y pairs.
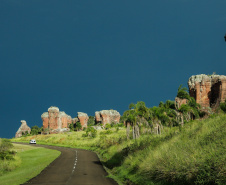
66,150 -> 78,185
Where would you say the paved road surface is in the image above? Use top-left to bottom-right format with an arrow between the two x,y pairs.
15,143 -> 118,185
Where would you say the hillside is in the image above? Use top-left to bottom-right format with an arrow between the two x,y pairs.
12,113 -> 226,185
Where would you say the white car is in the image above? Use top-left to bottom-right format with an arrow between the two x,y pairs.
29,139 -> 36,144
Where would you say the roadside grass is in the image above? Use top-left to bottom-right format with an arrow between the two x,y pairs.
12,114 -> 226,185
0,144 -> 60,185
0,139 -> 21,176
0,156 -> 21,176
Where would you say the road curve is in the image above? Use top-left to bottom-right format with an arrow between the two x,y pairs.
15,143 -> 118,185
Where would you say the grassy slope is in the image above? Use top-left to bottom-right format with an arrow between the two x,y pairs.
12,114 -> 226,185
0,144 -> 60,185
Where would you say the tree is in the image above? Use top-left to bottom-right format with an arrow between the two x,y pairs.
178,104 -> 191,126
75,122 -> 82,131
31,125 -> 41,135
87,116 -> 95,126
124,101 -> 149,139
0,139 -> 15,160
177,84 -> 190,99
69,123 -> 75,131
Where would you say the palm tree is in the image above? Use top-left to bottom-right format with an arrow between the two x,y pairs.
175,85 -> 201,126
177,84 -> 190,99
124,101 -> 148,139
122,109 -> 135,140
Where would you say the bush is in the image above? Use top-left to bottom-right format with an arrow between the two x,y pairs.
31,125 -> 42,135
85,127 -> 97,138
220,99 -> 226,113
0,139 -> 13,154
100,130 -> 113,135
75,122 -> 82,131
177,85 -> 190,99
69,123 -> 75,131
87,116 -> 95,126
82,127 -> 87,131
105,123 -> 112,130
118,123 -> 125,127
0,138 -> 19,175
82,133 -> 88,137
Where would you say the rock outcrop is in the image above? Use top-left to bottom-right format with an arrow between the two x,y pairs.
175,97 -> 188,109
72,118 -> 79,124
77,112 -> 89,128
188,74 -> 226,108
41,106 -> 71,133
95,110 -> 120,126
15,120 -> 31,138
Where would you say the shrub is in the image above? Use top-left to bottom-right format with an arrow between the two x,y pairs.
0,139 -> 19,175
118,123 -> 125,127
100,130 -> 113,135
75,122 -> 82,131
87,116 -> 95,126
82,133 -> 88,137
85,127 -> 97,138
82,127 -> 87,131
31,125 -> 42,135
105,123 -> 112,130
69,123 -> 75,131
177,84 -> 190,99
0,139 -> 13,153
220,99 -> 226,113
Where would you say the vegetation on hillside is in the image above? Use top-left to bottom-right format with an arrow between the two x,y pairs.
12,113 -> 226,185
120,85 -> 203,141
11,85 -> 226,184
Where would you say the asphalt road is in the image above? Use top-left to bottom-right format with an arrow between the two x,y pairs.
15,143 -> 118,185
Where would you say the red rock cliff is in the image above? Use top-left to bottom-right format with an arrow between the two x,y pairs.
77,112 -> 89,128
95,110 -> 120,126
188,74 -> 226,108
41,106 -> 71,133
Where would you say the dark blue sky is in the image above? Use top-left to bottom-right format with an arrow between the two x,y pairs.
1,0 -> 226,138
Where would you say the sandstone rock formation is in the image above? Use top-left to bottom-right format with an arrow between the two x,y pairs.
188,74 -> 226,108
175,97 -> 188,109
41,106 -> 71,133
95,110 -> 120,126
72,118 -> 79,124
77,112 -> 89,128
15,120 -> 31,138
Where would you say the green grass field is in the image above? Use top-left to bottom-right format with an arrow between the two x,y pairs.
12,113 -> 226,185
0,144 -> 60,185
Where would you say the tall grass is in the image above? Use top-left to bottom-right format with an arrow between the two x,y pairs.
0,156 -> 21,176
0,139 -> 21,176
12,114 -> 226,184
